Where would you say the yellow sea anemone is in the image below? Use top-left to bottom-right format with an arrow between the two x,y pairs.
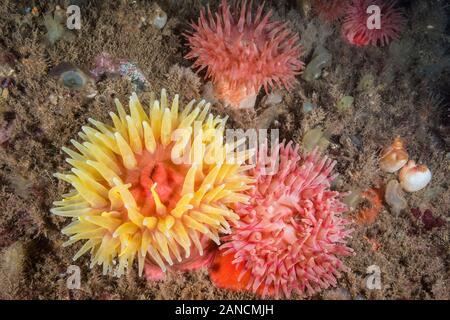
51,89 -> 254,276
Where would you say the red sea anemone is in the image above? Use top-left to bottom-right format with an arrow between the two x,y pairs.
342,0 -> 406,46
210,142 -> 354,298
185,0 -> 304,109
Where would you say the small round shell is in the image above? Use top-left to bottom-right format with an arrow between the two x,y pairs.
399,160 -> 432,192
151,4 -> 167,30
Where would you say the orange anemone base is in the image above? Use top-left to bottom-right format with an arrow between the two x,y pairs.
208,253 -> 276,296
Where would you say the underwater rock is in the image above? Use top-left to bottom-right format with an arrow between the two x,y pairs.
91,52 -> 120,76
0,107 -> 15,145
363,236 -> 381,252
50,62 -> 97,98
385,179 -> 407,215
201,81 -> 218,105
119,61 -> 149,92
337,96 -> 354,112
302,127 -> 330,152
399,160 -> 432,192
303,127 -> 323,151
422,185 -> 445,203
317,135 -> 330,151
303,45 -> 332,82
150,3 -> 167,30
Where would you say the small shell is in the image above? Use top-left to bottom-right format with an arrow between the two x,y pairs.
399,160 -> 432,192
379,136 -> 408,173
151,4 -> 167,30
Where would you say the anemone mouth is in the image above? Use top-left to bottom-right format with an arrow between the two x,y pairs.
122,145 -> 189,215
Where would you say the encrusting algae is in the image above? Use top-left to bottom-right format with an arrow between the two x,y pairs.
51,90 -> 254,277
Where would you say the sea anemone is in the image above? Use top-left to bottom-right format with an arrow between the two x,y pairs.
210,142 -> 353,298
51,90 -> 254,277
341,0 -> 406,46
313,0 -> 348,22
185,0 -> 304,109
50,62 -> 97,98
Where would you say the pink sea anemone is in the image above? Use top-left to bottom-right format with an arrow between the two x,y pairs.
342,0 -> 406,46
210,142 -> 354,298
185,0 -> 304,109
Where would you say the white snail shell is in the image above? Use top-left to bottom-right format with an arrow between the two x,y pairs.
399,160 -> 432,192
